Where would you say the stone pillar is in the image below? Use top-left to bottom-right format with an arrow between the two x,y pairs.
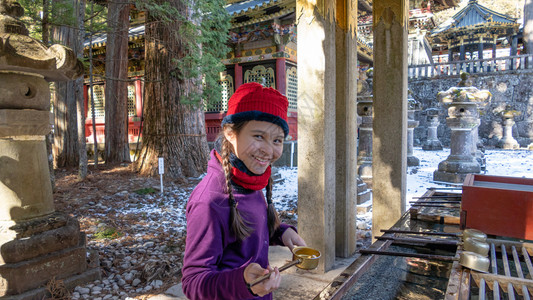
357,96 -> 373,187
422,108 -> 443,151
297,0 -> 359,271
433,86 -> 491,183
334,0 -> 358,258
498,110 -> 520,149
407,96 -> 420,167
297,0 -> 337,273
0,2 -> 100,297
371,0 -> 409,240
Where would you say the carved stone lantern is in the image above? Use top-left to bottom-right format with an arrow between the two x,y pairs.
498,108 -> 521,150
0,0 -> 99,297
357,96 -> 373,188
433,85 -> 491,183
422,108 -> 443,151
407,95 -> 421,167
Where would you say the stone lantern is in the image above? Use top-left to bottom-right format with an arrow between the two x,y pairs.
357,96 -> 373,188
497,107 -> 521,150
422,108 -> 443,151
407,95 -> 421,167
355,71 -> 372,209
0,1 -> 99,298
433,85 -> 491,183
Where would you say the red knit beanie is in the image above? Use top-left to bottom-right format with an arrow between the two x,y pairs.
222,82 -> 289,137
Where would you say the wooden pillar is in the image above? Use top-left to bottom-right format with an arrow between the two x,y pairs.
135,77 -> 142,117
371,0 -> 408,240
276,58 -> 287,96
235,63 -> 243,89
460,42 -> 466,60
334,0 -> 358,258
297,0 -> 336,273
84,84 -> 89,119
478,42 -> 484,60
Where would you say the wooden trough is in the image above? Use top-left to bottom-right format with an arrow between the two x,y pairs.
315,180 -> 533,300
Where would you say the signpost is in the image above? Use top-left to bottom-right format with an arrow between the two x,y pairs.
158,157 -> 164,194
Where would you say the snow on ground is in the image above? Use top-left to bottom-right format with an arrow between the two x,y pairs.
406,147 -> 533,205
271,147 -> 533,229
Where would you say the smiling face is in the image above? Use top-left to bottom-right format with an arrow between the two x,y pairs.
224,120 -> 284,175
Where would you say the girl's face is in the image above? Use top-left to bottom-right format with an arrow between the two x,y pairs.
224,120 -> 284,175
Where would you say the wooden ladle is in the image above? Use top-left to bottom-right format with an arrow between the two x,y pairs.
248,246 -> 321,287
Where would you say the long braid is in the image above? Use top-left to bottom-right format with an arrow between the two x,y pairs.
266,177 -> 281,238
221,137 -> 253,241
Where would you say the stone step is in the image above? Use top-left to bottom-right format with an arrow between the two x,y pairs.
357,189 -> 372,205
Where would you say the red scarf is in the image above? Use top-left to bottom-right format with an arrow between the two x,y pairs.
215,151 -> 271,191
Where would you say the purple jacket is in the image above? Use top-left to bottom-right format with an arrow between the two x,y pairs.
182,150 -> 292,300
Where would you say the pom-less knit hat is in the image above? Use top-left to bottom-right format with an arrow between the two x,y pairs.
221,82 -> 289,137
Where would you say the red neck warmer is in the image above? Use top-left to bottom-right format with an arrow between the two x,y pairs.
215,151 -> 271,191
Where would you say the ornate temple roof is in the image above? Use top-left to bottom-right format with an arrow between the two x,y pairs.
226,0 -> 295,28
431,0 -> 519,46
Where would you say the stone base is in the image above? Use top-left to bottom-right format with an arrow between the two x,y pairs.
0,243 -> 89,296
359,163 -> 372,189
422,141 -> 443,151
0,213 -> 80,264
407,156 -> 420,167
498,139 -> 520,150
0,213 -> 100,297
357,200 -> 372,215
356,177 -> 371,204
3,266 -> 101,300
436,155 -> 481,174
357,189 -> 371,205
433,170 -> 470,184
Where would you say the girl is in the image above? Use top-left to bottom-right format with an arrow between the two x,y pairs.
182,82 -> 306,299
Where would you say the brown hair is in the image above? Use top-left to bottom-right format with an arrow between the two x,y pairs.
220,123 -> 281,241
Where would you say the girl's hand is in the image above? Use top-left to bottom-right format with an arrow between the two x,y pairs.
244,263 -> 281,297
281,228 -> 307,251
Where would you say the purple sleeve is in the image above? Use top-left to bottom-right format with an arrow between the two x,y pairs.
269,223 -> 297,246
181,201 -> 254,300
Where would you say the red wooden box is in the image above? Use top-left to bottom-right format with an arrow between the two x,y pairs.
461,174 -> 533,240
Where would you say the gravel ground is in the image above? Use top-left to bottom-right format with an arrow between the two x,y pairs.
52,164 -> 311,300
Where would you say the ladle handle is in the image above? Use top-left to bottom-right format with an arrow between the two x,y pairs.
248,259 -> 302,287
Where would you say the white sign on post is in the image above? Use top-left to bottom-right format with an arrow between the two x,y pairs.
158,157 -> 164,194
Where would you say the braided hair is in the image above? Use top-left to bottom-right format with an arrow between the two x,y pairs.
220,123 -> 281,241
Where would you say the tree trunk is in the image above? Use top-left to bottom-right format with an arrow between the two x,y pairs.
42,0 -> 54,187
525,0 -> 533,54
76,0 -> 87,178
51,0 -> 84,168
135,0 -> 210,180
42,0 -> 50,45
104,0 -> 131,163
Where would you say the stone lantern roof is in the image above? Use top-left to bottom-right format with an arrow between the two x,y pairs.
0,0 -> 83,81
